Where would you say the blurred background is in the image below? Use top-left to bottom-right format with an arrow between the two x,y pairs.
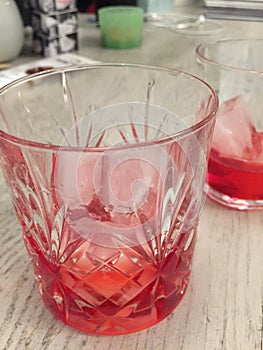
14,0 -> 140,25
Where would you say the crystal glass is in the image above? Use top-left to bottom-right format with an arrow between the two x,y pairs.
196,38 -> 263,210
0,64 -> 217,335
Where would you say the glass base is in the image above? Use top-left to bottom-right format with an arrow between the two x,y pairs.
41,286 -> 188,336
205,183 -> 263,210
29,230 -> 196,336
40,274 -> 190,336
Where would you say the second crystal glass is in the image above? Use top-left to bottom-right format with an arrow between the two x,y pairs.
196,39 -> 263,210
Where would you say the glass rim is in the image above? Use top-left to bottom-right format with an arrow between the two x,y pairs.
196,38 -> 263,75
0,63 -> 218,153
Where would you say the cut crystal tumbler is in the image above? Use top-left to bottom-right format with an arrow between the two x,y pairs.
0,64 -> 217,335
196,38 -> 263,210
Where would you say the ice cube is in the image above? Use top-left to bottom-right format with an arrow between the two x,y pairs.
212,95 -> 256,159
52,146 -> 161,227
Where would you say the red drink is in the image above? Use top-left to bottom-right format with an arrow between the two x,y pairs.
205,96 -> 263,209
29,224 -> 195,335
1,139 -> 197,335
207,148 -> 263,207
0,65 -> 217,335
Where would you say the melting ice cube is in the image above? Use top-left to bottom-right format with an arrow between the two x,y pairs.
212,95 -> 257,159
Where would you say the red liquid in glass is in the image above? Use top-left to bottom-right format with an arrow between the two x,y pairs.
208,148 -> 263,201
0,135 -> 197,335
206,96 -> 263,206
28,223 -> 195,335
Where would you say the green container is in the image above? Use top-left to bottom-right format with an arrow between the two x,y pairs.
98,6 -> 144,49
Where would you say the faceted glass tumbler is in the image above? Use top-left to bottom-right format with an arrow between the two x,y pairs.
0,64 -> 217,335
196,38 -> 263,210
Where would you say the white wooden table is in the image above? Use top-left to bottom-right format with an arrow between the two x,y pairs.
0,7 -> 262,350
